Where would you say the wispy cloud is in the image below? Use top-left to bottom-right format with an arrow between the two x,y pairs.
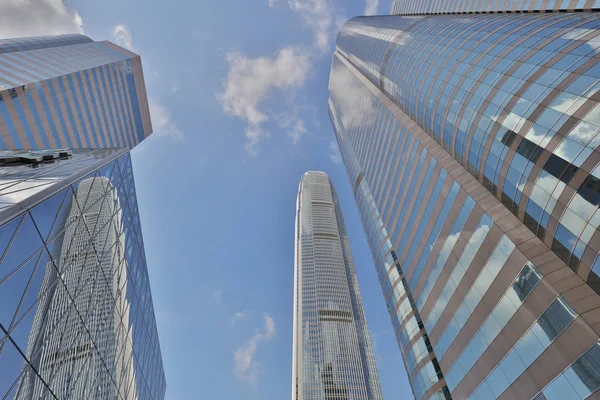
217,47 -> 311,155
0,0 -> 83,38
111,24 -> 136,52
370,330 -> 384,367
149,101 -> 184,140
287,119 -> 307,145
213,289 -> 223,305
268,0 -> 278,7
231,309 -> 253,325
365,0 -> 379,15
329,140 -> 342,164
234,315 -> 277,387
287,0 -> 335,52
329,62 -> 376,130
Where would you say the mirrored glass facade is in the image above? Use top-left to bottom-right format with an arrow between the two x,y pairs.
0,33 -> 163,400
329,9 -> 600,400
0,150 -> 165,399
293,171 -> 382,400
391,0 -> 600,15
0,34 -> 152,150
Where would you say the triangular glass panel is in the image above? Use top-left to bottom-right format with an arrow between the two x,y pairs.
0,214 -> 44,282
122,172 -> 134,198
117,154 -> 128,179
0,339 -> 28,399
71,170 -> 100,214
7,286 -> 52,356
44,190 -> 77,243
110,156 -> 124,189
98,159 -> 116,183
0,216 -> 22,263
0,251 -> 43,328
29,187 -> 70,242
8,248 -> 58,332
124,153 -> 133,177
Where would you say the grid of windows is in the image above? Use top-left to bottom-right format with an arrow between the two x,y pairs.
293,172 -> 382,400
329,66 -> 452,398
470,296 -> 578,399
328,13 -> 600,397
391,0 -> 597,15
536,339 -> 600,400
337,13 -> 600,294
445,262 -> 543,391
392,0 -> 600,15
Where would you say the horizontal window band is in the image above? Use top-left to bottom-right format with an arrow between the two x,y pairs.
314,232 -> 339,239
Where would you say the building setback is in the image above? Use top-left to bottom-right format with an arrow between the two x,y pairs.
0,34 -> 164,400
329,3 -> 600,400
293,171 -> 382,400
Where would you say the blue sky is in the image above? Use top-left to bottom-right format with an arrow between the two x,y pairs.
0,0 -> 413,398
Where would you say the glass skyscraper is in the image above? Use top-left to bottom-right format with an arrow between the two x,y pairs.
329,3 -> 600,399
0,35 -> 164,400
292,171 -> 382,400
0,34 -> 152,150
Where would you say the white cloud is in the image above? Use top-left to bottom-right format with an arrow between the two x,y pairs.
218,47 -> 311,155
288,119 -> 307,145
149,101 -> 184,140
213,289 -> 223,305
234,315 -> 277,387
170,82 -> 180,93
329,140 -> 342,164
365,0 -> 379,15
268,0 -> 278,7
111,24 -> 136,52
231,309 -> 253,325
0,0 -> 83,39
287,0 -> 334,52
329,63 -> 376,130
370,330 -> 384,367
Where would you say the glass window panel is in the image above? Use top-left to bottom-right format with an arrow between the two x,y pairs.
0,338 -> 28,398
0,214 -> 44,282
28,188 -> 70,241
0,216 -> 21,261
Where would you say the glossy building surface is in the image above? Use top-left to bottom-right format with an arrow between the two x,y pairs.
0,33 -> 163,400
292,171 -> 382,400
329,10 -> 600,400
391,0 -> 600,15
0,149 -> 165,399
0,34 -> 152,150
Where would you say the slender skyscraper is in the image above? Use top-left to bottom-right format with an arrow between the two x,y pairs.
0,34 -> 164,400
329,3 -> 600,400
293,171 -> 382,400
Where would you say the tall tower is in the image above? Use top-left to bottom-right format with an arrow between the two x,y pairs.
293,171 -> 382,400
0,33 -> 164,400
14,176 -> 136,400
329,4 -> 600,400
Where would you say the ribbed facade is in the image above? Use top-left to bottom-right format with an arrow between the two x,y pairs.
329,9 -> 600,400
0,34 -> 151,150
391,0 -> 600,15
292,171 -> 382,400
